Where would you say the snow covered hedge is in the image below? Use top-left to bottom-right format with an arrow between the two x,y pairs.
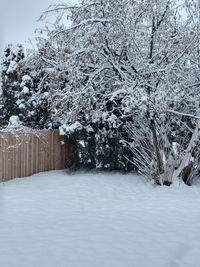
59,94 -> 135,171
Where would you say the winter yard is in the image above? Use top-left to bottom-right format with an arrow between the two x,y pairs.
0,171 -> 200,267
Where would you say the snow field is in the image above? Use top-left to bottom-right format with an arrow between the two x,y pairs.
0,170 -> 200,267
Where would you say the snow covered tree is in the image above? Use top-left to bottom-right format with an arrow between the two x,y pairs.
37,0 -> 200,184
0,43 -> 54,129
1,44 -> 25,123
38,0 -> 142,170
123,0 -> 200,185
17,71 -> 52,129
19,27 -> 71,129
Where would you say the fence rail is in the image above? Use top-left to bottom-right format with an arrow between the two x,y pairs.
0,130 -> 72,182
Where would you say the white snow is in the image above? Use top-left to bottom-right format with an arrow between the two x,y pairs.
8,115 -> 22,128
43,92 -> 49,98
22,75 -> 32,82
19,103 -> 25,109
0,171 -> 200,267
59,121 -> 83,135
22,86 -> 30,94
16,99 -> 22,106
6,60 -> 18,74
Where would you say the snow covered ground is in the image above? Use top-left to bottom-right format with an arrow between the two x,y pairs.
0,171 -> 200,267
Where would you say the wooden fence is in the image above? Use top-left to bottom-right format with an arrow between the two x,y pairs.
0,130 -> 72,182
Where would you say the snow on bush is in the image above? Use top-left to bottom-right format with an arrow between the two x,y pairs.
8,116 -> 22,128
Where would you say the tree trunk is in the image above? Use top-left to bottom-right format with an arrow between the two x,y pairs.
176,107 -> 200,185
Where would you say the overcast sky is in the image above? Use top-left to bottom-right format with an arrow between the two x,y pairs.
0,0 -> 77,51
